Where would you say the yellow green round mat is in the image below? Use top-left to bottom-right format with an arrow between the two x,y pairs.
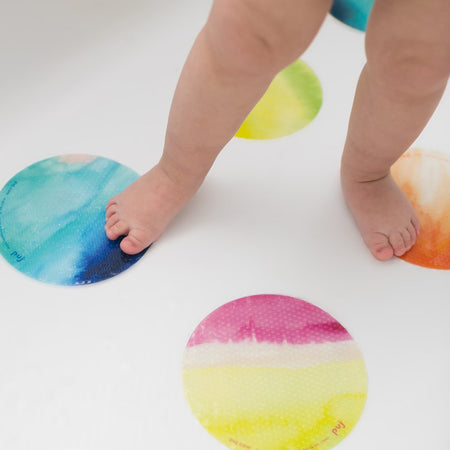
236,60 -> 323,140
183,294 -> 368,450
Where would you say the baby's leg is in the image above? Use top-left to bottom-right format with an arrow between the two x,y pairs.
105,0 -> 332,254
341,0 -> 450,260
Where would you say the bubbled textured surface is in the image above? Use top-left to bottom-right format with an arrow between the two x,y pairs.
392,148 -> 450,270
183,294 -> 368,450
0,154 -> 148,285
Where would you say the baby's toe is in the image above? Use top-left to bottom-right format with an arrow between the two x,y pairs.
401,228 -> 414,251
106,197 -> 118,209
105,204 -> 119,220
106,219 -> 129,241
366,233 -> 395,261
120,229 -> 149,255
406,222 -> 417,246
104,213 -> 119,231
411,217 -> 421,236
389,231 -> 408,256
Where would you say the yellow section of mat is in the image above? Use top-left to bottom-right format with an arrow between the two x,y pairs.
183,359 -> 367,450
236,60 -> 322,140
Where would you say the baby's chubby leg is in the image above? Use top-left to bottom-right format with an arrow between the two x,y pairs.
341,0 -> 450,260
105,0 -> 332,254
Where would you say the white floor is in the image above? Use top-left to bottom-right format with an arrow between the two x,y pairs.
1,1 -> 449,449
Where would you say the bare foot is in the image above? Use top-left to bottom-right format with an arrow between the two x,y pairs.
341,172 -> 421,261
105,163 -> 198,254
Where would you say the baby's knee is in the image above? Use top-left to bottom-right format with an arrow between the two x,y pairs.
206,0 -> 331,76
366,37 -> 450,98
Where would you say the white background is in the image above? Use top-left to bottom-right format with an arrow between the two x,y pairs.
0,1 -> 449,449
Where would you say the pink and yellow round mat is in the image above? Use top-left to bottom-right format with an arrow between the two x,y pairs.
183,294 -> 368,450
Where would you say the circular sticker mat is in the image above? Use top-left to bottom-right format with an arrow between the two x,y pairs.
392,148 -> 450,270
183,294 -> 368,450
330,0 -> 375,32
0,154 -> 148,285
235,60 -> 322,140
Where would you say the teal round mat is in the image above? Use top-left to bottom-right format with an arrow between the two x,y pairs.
0,154 -> 148,285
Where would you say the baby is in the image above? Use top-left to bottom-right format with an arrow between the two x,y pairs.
104,0 -> 450,260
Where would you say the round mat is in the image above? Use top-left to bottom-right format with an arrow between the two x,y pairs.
235,60 -> 322,140
183,294 -> 368,450
0,154 -> 148,285
392,148 -> 450,270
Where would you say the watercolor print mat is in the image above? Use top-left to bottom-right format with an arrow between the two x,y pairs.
183,294 -> 368,450
235,60 -> 322,140
392,148 -> 450,270
0,154 -> 148,285
330,0 -> 375,31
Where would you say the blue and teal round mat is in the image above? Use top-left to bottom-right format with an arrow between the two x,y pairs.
0,154 -> 148,285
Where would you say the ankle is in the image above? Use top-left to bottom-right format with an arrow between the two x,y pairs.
340,160 -> 391,185
157,155 -> 207,193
